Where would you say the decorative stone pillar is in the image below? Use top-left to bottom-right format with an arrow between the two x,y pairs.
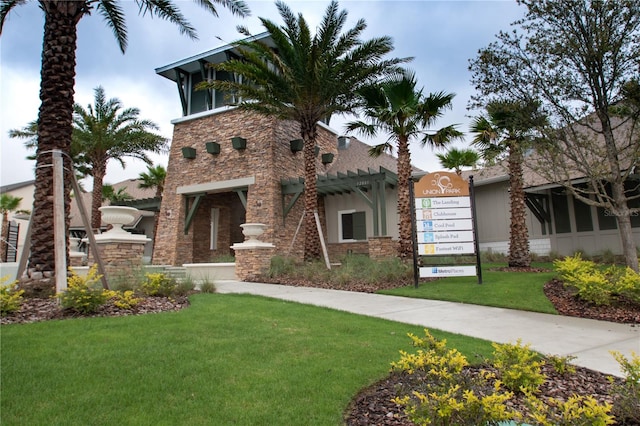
69,237 -> 86,268
368,236 -> 397,260
232,223 -> 275,281
86,207 -> 150,280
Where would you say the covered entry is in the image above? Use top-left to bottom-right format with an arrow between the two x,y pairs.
178,177 -> 252,260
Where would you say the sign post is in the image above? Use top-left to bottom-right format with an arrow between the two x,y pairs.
413,171 -> 481,284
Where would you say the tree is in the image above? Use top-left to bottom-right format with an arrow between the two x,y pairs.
102,184 -> 133,204
0,194 -> 22,262
436,148 -> 480,176
138,164 -> 166,245
469,0 -> 640,271
138,164 -> 166,199
0,0 -> 249,279
199,0 -> 407,261
346,70 -> 463,259
470,100 -> 547,268
74,86 -> 168,231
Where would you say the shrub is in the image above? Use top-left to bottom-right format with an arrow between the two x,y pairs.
491,340 -> 546,393
109,290 -> 142,310
0,276 -> 24,317
59,266 -> 109,314
175,275 -> 195,296
140,273 -> 177,297
546,354 -> 577,375
610,351 -> 640,424
199,279 -> 216,294
268,256 -> 298,277
523,391 -> 615,426
554,254 -> 640,306
391,330 -> 616,426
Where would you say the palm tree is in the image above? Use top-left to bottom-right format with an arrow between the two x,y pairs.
0,0 -> 249,279
470,100 -> 546,268
102,184 -> 133,204
436,148 -> 480,176
138,164 -> 166,246
347,70 -> 463,259
199,0 -> 408,261
138,164 -> 167,199
0,194 -> 22,262
74,86 -> 168,231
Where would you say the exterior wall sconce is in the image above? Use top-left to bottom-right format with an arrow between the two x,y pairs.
205,141 -> 220,155
290,139 -> 303,153
181,147 -> 196,159
231,136 -> 246,150
321,153 -> 334,164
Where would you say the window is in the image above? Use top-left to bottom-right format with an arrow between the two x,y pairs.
189,72 -> 208,114
339,210 -> 366,242
214,70 -> 235,108
210,208 -> 220,250
573,196 -> 594,232
551,189 -> 572,234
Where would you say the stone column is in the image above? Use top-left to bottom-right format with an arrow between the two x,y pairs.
86,207 -> 150,280
232,223 -> 275,281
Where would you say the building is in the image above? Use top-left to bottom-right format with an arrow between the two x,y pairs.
465,163 -> 640,257
152,34 -> 409,266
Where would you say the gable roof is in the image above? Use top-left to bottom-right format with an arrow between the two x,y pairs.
0,180 -> 35,194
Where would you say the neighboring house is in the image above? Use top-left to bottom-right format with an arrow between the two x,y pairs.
152,34 -> 414,266
0,180 -> 34,263
463,163 -> 640,257
69,179 -> 158,262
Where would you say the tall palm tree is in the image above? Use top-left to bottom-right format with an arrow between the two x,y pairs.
347,70 -> 463,259
199,0 -> 408,261
470,100 -> 546,268
74,86 -> 168,231
0,194 -> 22,262
0,0 -> 249,279
436,148 -> 480,176
138,164 -> 166,246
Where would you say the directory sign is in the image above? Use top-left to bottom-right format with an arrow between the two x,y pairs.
414,172 -> 477,278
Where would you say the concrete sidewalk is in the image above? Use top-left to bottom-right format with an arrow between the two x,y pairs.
215,280 -> 639,377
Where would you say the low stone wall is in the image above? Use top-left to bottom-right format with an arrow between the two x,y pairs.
368,236 -> 397,259
327,241 -> 368,261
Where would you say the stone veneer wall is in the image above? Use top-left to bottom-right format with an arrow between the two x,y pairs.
153,108 -> 339,266
327,241 -> 369,260
88,242 -> 146,280
368,236 -> 398,259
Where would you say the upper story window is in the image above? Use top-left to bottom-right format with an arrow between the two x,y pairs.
187,69 -> 239,115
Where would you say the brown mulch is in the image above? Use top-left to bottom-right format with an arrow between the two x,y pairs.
3,271 -> 639,425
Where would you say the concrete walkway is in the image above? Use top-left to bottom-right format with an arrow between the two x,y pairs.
215,281 -> 639,377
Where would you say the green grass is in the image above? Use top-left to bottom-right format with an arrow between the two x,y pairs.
379,262 -> 559,314
1,293 -> 493,425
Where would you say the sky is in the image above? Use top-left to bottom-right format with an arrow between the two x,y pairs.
0,0 -> 524,188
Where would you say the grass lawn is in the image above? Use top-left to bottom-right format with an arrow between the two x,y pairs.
1,293 -> 494,425
379,262 -> 559,314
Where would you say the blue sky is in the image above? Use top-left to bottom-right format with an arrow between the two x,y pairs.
0,0 -> 523,187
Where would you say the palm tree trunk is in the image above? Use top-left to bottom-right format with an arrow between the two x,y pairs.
507,147 -> 530,268
396,135 -> 413,260
26,2 -> 85,278
0,212 -> 8,262
301,121 -> 321,261
91,161 -> 107,232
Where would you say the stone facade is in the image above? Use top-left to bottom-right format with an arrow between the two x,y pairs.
153,108 -> 338,266
88,241 -> 146,280
368,236 -> 398,259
